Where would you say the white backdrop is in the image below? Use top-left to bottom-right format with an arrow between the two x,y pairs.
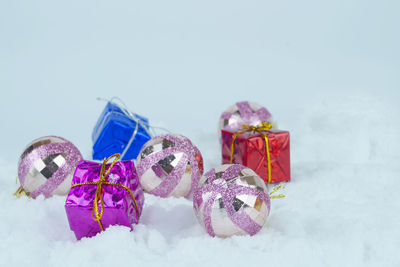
1,0 -> 399,162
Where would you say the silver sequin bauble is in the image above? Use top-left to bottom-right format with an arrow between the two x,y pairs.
136,134 -> 204,198
17,136 -> 83,198
193,164 -> 271,237
218,101 -> 273,140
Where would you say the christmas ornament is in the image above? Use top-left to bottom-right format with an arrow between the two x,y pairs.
65,153 -> 144,240
218,101 -> 273,139
193,164 -> 270,237
16,136 -> 82,198
221,122 -> 290,184
92,99 -> 152,160
136,134 -> 204,198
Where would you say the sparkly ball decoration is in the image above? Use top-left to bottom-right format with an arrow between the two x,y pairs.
218,101 -> 273,139
17,136 -> 83,198
136,134 -> 204,198
193,164 -> 270,237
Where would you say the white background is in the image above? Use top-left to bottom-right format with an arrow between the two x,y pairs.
1,0 -> 399,159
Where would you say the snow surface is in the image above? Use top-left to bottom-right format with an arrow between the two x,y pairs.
1,1 -> 400,267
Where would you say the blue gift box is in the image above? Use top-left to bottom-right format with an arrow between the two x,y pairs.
92,101 -> 152,160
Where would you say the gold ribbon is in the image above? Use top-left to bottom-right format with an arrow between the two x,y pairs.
269,184 -> 285,199
70,153 -> 140,231
14,185 -> 29,198
230,122 -> 273,184
14,176 -> 30,198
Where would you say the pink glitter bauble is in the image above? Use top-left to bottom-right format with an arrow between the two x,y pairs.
218,101 -> 273,139
193,164 -> 270,237
136,134 -> 204,198
17,136 -> 83,198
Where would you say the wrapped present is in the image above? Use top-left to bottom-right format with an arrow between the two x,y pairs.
221,122 -> 290,184
92,101 -> 152,160
65,154 -> 144,240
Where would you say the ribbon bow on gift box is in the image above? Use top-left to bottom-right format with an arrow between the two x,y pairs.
230,122 -> 273,184
70,153 -> 140,231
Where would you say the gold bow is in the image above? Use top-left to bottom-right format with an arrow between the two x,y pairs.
71,153 -> 140,231
230,122 -> 273,184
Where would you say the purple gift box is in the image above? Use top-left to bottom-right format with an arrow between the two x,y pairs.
65,158 -> 144,240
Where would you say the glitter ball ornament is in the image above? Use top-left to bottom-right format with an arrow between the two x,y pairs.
193,164 -> 270,237
218,101 -> 273,139
136,134 -> 204,198
17,136 -> 83,198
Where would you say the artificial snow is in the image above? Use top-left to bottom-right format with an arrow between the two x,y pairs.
1,93 -> 399,267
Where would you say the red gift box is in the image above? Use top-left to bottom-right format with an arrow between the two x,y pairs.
221,126 -> 290,184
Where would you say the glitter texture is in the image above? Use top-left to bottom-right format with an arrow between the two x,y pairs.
65,160 -> 144,240
218,101 -> 273,140
193,164 -> 270,237
17,136 -> 82,198
136,134 -> 204,198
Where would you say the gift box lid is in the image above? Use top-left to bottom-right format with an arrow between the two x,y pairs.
221,128 -> 289,140
92,101 -> 150,143
65,160 -> 144,211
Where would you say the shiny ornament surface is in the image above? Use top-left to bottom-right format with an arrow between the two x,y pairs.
17,136 -> 82,198
193,164 -> 270,237
218,101 -> 272,139
136,134 -> 204,198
